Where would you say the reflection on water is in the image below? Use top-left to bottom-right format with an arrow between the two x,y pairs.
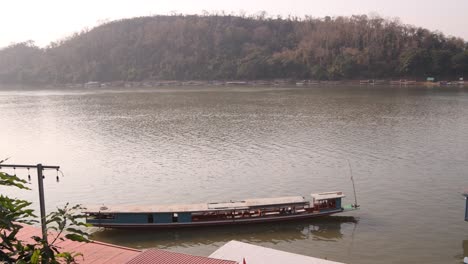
456,240 -> 468,263
310,216 -> 357,242
91,216 -> 358,249
464,240 -> 468,260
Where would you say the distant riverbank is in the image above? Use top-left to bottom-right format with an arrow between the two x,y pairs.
1,15 -> 467,86
1,78 -> 465,90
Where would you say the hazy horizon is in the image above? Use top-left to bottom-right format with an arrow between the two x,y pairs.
1,0 -> 467,49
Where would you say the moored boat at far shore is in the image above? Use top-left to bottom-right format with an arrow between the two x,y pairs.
84,191 -> 358,228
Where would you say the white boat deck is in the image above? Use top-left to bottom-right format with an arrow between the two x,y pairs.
209,240 -> 345,264
85,196 -> 308,213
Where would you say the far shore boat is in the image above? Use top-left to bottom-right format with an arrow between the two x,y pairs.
84,191 -> 359,228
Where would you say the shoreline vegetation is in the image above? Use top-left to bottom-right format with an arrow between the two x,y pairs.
1,78 -> 465,90
0,14 -> 467,86
56,78 -> 468,88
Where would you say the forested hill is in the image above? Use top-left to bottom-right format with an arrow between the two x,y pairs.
1,14 -> 468,84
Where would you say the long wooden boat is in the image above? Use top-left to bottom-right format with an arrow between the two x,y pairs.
84,191 -> 358,228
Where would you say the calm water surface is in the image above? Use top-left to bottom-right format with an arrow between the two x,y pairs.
1,85 -> 467,264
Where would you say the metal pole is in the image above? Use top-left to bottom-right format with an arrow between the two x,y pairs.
36,164 -> 47,241
0,163 -> 59,241
465,195 -> 468,222
0,164 -> 59,169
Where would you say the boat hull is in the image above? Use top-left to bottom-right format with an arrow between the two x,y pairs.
89,209 -> 344,229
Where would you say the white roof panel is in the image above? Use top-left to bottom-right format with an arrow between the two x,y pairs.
311,191 -> 345,201
244,196 -> 306,207
208,201 -> 248,210
209,240 -> 345,264
84,203 -> 209,213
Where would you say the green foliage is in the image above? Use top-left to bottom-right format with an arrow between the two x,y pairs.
0,166 -> 90,264
0,14 -> 467,83
452,51 -> 468,76
399,49 -> 433,76
431,50 -> 453,75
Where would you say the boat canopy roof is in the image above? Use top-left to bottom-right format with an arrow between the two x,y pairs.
84,196 -> 308,214
311,191 -> 345,201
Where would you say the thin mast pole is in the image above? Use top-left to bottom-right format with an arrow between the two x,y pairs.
347,159 -> 358,207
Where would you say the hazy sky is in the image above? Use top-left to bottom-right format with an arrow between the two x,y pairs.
1,0 -> 467,48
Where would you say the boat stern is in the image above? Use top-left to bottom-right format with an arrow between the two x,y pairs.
310,191 -> 360,214
342,204 -> 360,212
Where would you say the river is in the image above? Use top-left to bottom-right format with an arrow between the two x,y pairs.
0,85 -> 467,263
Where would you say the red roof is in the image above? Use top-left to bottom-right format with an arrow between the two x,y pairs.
126,249 -> 238,264
7,225 -> 238,264
9,224 -> 141,263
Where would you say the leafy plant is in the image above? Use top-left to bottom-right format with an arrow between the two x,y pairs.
0,162 -> 90,264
